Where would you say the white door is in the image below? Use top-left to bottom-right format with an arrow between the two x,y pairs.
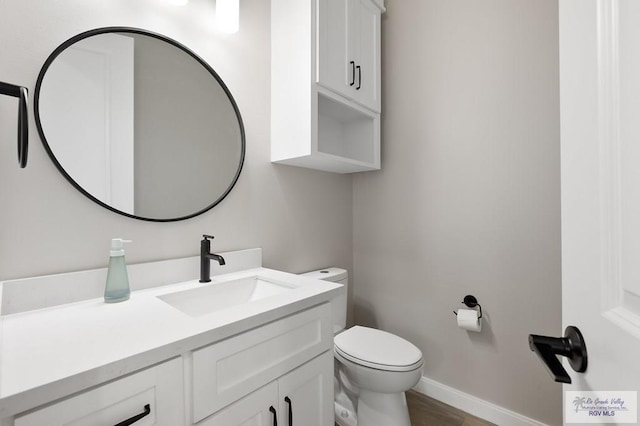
560,0 -> 640,423
38,33 -> 134,213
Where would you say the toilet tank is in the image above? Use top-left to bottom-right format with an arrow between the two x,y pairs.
300,267 -> 347,334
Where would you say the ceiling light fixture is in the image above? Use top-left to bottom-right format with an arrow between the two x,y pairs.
216,0 -> 239,33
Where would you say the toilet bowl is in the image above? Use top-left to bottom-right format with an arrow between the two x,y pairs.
301,268 -> 424,426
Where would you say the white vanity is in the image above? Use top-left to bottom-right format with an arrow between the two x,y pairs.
0,249 -> 342,425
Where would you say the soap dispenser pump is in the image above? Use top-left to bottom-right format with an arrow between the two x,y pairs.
104,238 -> 132,303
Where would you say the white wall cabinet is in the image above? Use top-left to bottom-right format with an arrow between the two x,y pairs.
271,0 -> 385,174
318,0 -> 381,113
199,351 -> 333,426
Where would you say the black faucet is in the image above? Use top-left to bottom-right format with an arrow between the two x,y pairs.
200,235 -> 226,283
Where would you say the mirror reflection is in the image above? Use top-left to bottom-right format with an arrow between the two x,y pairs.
35,28 -> 245,221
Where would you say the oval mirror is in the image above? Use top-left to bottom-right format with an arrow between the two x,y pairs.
34,27 -> 245,222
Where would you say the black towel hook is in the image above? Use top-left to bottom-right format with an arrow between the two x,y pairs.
0,81 -> 29,168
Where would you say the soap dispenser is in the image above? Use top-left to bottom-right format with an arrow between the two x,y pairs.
104,238 -> 132,303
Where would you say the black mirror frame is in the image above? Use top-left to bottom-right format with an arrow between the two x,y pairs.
33,26 -> 246,222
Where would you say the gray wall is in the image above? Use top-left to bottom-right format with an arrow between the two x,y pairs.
132,33 -> 242,219
352,0 -> 562,424
0,0 -> 352,280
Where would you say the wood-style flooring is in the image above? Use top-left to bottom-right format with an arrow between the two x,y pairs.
406,390 -> 495,426
336,391 -> 495,426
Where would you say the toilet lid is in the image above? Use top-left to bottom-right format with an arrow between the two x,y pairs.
334,326 -> 423,372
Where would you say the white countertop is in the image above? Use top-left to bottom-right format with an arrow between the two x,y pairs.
0,265 -> 342,418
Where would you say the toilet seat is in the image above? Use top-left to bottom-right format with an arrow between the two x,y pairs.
334,326 -> 423,372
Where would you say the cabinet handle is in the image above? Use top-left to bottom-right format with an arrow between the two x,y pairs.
113,404 -> 151,426
349,61 -> 356,86
284,396 -> 293,425
356,65 -> 362,90
269,406 -> 278,426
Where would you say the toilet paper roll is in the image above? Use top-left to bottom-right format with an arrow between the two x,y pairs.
457,308 -> 482,332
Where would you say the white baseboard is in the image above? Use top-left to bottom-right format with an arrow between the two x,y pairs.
413,376 -> 549,426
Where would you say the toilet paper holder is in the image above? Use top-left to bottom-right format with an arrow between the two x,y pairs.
453,295 -> 482,319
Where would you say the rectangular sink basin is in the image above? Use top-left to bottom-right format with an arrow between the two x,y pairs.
157,276 -> 294,317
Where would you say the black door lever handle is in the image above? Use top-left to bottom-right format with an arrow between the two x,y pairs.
528,325 -> 587,384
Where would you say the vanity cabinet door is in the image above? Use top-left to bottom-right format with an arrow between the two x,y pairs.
277,351 -> 334,426
14,358 -> 184,426
198,382 -> 279,426
198,351 -> 334,426
191,304 -> 332,422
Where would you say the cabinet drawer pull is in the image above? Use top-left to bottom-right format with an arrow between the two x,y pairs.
356,65 -> 362,90
269,406 -> 278,426
113,404 -> 151,426
284,396 -> 292,425
350,61 -> 356,86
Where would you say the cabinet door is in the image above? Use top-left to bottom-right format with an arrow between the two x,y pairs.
277,351 -> 334,426
192,304 -> 332,422
318,0 -> 381,113
317,0 -> 351,99
351,0 -> 381,112
198,382 -> 279,426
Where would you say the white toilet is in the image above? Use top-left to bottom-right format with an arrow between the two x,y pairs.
301,268 -> 423,426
